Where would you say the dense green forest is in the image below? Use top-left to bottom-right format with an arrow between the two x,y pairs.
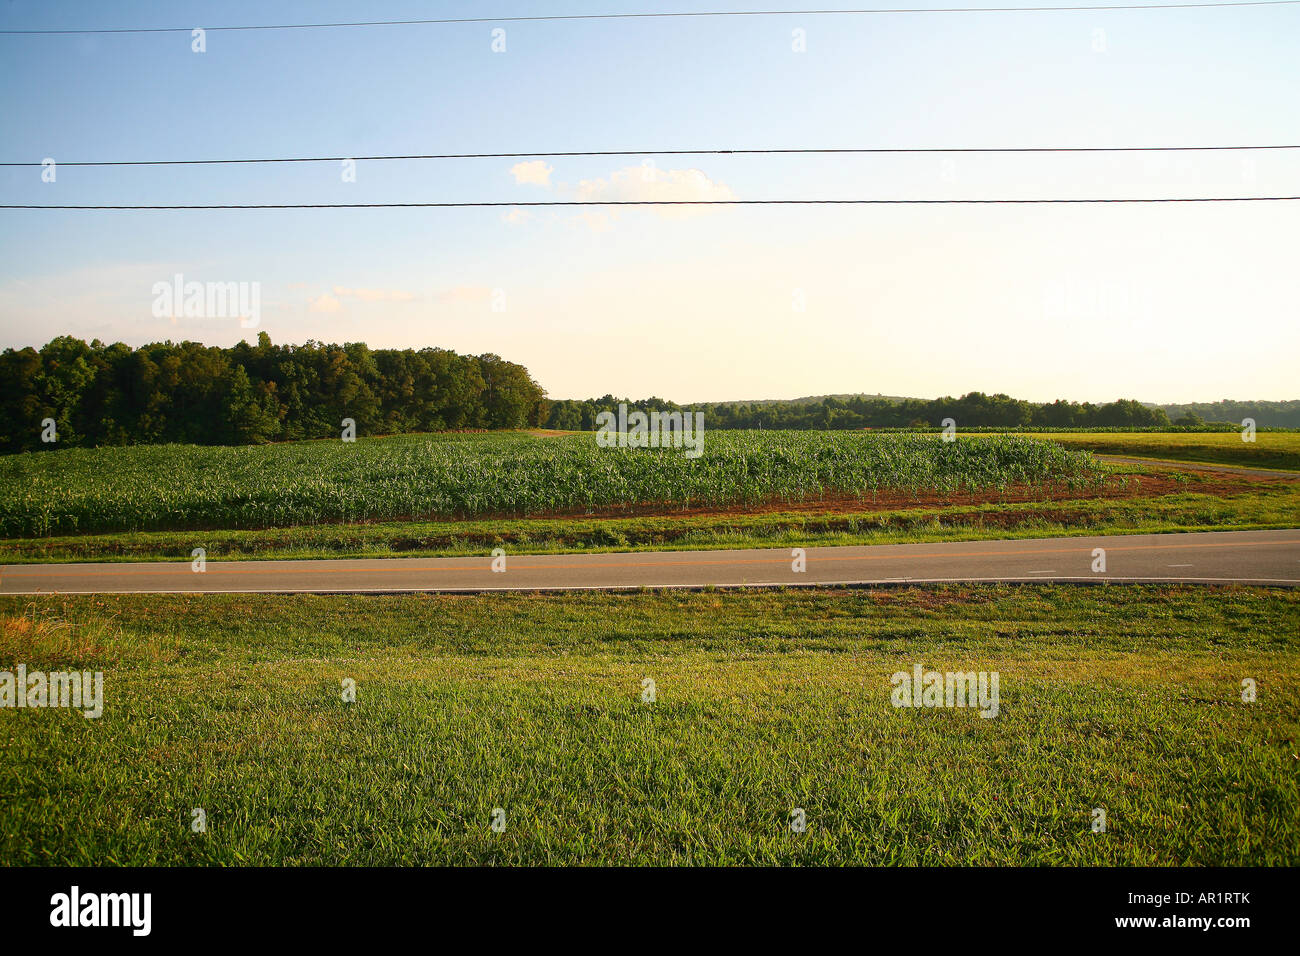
0,335 -> 546,452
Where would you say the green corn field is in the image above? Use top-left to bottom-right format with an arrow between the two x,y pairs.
0,431 -> 1105,536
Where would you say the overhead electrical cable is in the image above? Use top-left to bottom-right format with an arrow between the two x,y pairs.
5,197 -> 1297,209
3,1 -> 1299,36
4,144 -> 1299,167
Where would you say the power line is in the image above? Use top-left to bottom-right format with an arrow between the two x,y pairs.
4,144 -> 1299,167
4,197 -> 1297,209
2,2 -> 1298,35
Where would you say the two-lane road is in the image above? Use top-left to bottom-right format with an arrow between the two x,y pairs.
1,530 -> 1297,594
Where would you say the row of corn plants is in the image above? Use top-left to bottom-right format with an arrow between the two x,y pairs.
0,431 -> 1105,536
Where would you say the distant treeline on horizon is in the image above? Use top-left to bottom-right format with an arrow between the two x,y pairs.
2,335 -> 1296,452
544,394 -> 1300,431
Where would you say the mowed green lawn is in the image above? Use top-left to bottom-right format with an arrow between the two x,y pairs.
2,585 -> 1296,866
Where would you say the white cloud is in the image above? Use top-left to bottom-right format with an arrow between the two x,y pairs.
308,293 -> 341,313
561,165 -> 736,228
571,165 -> 732,202
331,286 -> 415,302
510,160 -> 553,186
434,285 -> 492,305
571,210 -> 614,233
504,161 -> 737,230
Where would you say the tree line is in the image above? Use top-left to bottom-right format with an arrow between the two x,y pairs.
545,393 -> 1221,431
1158,400 -> 1300,429
0,334 -> 547,452
3,335 -> 1292,453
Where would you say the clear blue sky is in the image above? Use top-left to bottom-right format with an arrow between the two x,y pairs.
1,0 -> 1297,403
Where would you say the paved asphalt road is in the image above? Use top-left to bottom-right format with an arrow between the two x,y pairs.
1,530 -> 1297,594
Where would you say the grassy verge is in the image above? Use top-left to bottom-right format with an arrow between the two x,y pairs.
1,483 -> 1296,564
1032,431 -> 1300,472
1,586 -> 1295,865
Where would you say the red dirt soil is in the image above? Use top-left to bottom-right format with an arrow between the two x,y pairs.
502,469 -> 1289,523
